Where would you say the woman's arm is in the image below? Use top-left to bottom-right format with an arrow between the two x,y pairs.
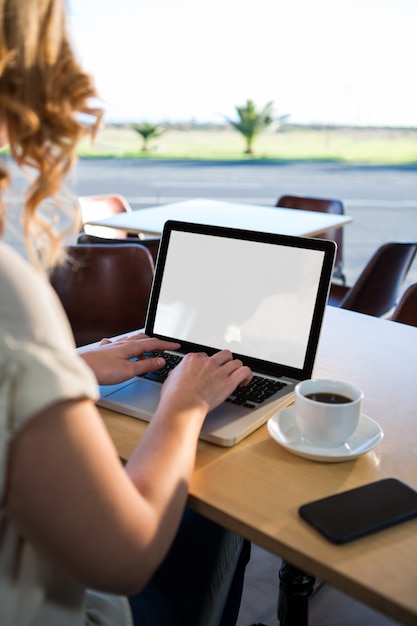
5,350 -> 251,595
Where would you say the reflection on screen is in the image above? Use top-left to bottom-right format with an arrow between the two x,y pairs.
153,231 -> 325,369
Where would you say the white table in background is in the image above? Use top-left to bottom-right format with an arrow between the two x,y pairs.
85,198 -> 352,237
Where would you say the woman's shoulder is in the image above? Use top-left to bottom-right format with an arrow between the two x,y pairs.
0,242 -> 98,430
0,240 -> 41,288
0,241 -> 74,348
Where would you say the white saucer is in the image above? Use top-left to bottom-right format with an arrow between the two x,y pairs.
267,406 -> 384,462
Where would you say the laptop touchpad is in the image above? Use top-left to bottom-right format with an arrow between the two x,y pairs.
103,379 -> 160,415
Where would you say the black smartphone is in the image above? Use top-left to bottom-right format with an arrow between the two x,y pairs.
299,478 -> 417,544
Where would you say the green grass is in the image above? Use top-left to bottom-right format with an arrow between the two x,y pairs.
76,125 -> 417,164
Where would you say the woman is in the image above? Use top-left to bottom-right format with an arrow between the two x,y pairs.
0,1 -> 252,625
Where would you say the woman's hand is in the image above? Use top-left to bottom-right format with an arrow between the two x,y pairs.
160,349 -> 252,414
78,332 -> 180,385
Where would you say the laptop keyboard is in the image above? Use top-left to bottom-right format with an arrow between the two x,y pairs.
142,352 -> 183,382
227,376 -> 287,407
142,352 -> 288,409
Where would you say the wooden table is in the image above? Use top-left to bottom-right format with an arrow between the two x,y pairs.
85,198 -> 352,237
99,307 -> 417,626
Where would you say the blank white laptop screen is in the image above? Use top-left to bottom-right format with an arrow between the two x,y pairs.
152,230 -> 325,370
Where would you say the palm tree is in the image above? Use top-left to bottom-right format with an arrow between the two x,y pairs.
132,122 -> 165,152
225,100 -> 274,154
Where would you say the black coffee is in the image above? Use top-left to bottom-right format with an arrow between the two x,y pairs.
305,392 -> 352,404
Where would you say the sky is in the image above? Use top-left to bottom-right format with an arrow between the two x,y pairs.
69,0 -> 417,127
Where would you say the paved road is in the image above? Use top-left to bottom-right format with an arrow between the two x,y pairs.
6,157 -> 417,289
70,159 -> 417,288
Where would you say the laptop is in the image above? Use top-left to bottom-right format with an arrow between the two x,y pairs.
97,220 -> 336,446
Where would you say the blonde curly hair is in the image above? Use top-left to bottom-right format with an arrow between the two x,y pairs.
0,0 -> 102,269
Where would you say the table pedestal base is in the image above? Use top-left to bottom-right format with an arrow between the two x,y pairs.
277,561 -> 316,626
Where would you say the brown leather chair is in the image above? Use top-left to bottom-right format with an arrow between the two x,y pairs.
390,282 -> 417,327
328,242 -> 417,317
78,193 -> 135,239
50,244 -> 155,347
276,195 -> 346,284
77,232 -> 160,264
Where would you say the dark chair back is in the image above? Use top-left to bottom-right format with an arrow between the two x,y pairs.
276,194 -> 346,283
50,244 -> 154,347
77,232 -> 160,264
329,242 -> 417,317
390,282 -> 417,327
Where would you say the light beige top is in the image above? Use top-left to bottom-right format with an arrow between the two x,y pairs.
0,242 -> 132,626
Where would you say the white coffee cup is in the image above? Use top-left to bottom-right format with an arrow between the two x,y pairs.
294,379 -> 363,447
